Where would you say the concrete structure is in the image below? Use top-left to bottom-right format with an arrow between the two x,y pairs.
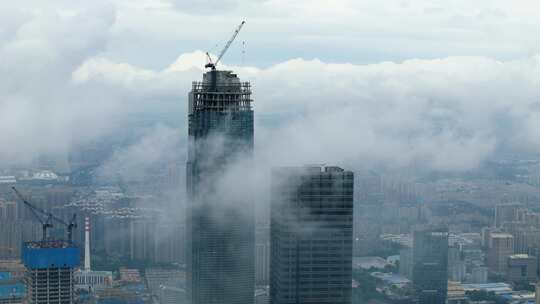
270,166 -> 354,304
353,257 -> 390,270
74,216 -> 112,292
186,70 -> 254,304
74,270 -> 112,292
255,225 -> 270,285
118,268 -> 141,283
145,268 -> 186,304
507,254 -> 537,283
487,233 -> 514,275
447,281 -> 467,304
461,282 -> 512,295
157,285 -> 186,304
469,267 -> 488,284
254,287 -> 269,304
0,271 -> 25,304
0,261 -> 25,280
22,241 -> 80,304
84,217 -> 90,270
0,202 -> 19,259
448,245 -> 466,282
370,272 -> 411,288
0,283 -> 25,304
399,246 -> 413,279
412,228 -> 449,304
534,283 -> 540,304
0,177 -> 16,184
494,203 -> 520,227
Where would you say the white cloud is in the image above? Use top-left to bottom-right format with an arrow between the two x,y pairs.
0,3 -> 120,167
3,0 -> 540,174
73,50 -> 540,172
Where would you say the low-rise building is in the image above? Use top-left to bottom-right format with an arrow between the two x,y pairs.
447,281 -> 467,304
74,269 -> 113,292
0,271 -> 25,304
507,254 -> 537,283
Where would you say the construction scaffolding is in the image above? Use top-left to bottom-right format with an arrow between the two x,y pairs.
190,81 -> 252,113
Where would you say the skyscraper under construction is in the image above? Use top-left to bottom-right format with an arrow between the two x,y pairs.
186,69 -> 254,304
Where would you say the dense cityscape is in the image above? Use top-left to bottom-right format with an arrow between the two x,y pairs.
3,2 -> 540,304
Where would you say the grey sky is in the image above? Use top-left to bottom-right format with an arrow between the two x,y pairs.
104,0 -> 540,68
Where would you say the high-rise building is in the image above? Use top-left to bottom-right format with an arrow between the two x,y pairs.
494,203 -> 520,227
22,241 -> 80,304
399,246 -> 413,279
270,166 -> 354,304
448,245 -> 466,282
186,70 -> 254,304
487,233 -> 514,275
255,225 -> 270,286
412,228 -> 449,304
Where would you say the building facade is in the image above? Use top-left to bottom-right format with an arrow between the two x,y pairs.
507,254 -> 537,283
399,246 -> 413,279
255,225 -> 270,286
494,203 -> 520,227
448,245 -> 466,282
22,241 -> 80,304
270,166 -> 354,304
186,70 -> 254,304
412,228 -> 449,304
487,233 -> 514,275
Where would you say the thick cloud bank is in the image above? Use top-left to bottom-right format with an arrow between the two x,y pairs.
3,2 -> 540,174
75,52 -> 540,172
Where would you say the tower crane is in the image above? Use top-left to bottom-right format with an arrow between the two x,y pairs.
12,187 -> 53,242
12,187 -> 77,243
205,21 -> 246,71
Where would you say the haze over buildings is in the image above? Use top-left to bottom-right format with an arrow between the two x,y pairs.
412,228 -> 449,304
270,166 -> 354,304
3,1 -> 540,304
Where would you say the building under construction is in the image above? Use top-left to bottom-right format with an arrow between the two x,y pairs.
186,21 -> 254,304
23,240 -> 80,304
186,69 -> 254,304
11,187 -> 80,304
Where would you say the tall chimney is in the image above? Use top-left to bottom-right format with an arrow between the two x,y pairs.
84,216 -> 91,271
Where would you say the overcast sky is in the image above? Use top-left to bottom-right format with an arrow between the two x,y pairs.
2,0 -> 540,173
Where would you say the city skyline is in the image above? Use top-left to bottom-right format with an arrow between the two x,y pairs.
2,1 -> 540,304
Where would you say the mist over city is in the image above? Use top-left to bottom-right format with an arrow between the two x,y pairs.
1,1 -> 540,304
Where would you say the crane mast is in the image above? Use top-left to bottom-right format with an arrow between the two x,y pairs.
205,21 -> 246,70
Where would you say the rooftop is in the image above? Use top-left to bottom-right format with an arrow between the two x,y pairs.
0,283 -> 25,300
509,254 -> 534,259
353,257 -> 389,270
462,282 -> 513,295
370,272 -> 410,286
490,233 -> 514,238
